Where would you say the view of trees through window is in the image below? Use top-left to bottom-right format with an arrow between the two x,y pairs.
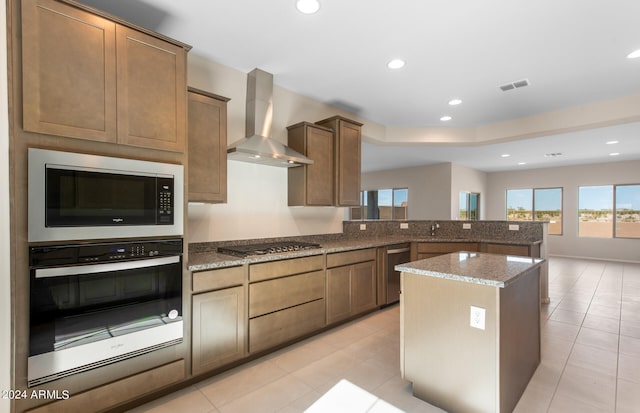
350,188 -> 408,220
579,184 -> 640,238
506,188 -> 563,235
459,192 -> 480,220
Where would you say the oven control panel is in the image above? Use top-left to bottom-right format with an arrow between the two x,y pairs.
29,238 -> 183,267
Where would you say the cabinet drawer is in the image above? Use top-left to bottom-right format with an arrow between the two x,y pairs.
249,255 -> 324,282
249,270 -> 325,318
416,242 -> 478,253
327,248 -> 376,268
193,265 -> 245,293
249,299 -> 325,353
484,243 -> 530,256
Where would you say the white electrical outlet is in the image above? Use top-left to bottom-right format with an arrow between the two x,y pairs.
470,306 -> 486,330
360,224 -> 367,231
509,224 -> 519,231
400,222 -> 409,229
462,223 -> 471,230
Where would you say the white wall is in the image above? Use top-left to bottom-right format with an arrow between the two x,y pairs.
451,163 -> 488,220
1,0 -> 11,408
186,54 -> 378,242
188,161 -> 346,242
361,163 -> 453,220
486,160 -> 640,262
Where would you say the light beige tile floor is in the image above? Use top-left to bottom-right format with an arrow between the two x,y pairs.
127,257 -> 640,413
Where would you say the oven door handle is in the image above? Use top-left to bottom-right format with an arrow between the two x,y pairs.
34,255 -> 181,278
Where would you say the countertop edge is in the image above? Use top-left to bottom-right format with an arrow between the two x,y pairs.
188,237 -> 543,271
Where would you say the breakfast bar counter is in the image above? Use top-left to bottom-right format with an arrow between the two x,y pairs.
396,252 -> 544,413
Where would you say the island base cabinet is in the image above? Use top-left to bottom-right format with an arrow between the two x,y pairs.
401,268 -> 540,413
192,286 -> 246,376
249,299 -> 325,354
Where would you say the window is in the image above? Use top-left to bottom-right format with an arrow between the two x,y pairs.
616,184 -> 640,238
534,188 -> 563,235
579,185 -> 613,238
506,188 -> 563,235
459,192 -> 480,220
578,184 -> 640,238
350,188 -> 408,220
506,189 -> 533,221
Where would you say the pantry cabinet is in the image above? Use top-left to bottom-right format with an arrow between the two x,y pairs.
21,0 -> 189,152
287,122 -> 335,206
315,116 -> 363,206
188,88 -> 229,203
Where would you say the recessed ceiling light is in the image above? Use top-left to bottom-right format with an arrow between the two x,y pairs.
518,162 -> 527,165
295,0 -> 320,14
627,49 -> 640,59
448,99 -> 462,106
387,59 -> 405,69
501,154 -> 510,158
440,116 -> 452,121
606,140 -> 619,145
610,152 -> 620,156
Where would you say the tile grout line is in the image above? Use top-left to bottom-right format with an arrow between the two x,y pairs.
545,260 -> 604,413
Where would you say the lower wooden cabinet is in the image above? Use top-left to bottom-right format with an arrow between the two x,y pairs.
414,242 -> 479,260
326,249 -> 377,324
482,243 -> 539,257
249,299 -> 325,354
192,286 -> 246,375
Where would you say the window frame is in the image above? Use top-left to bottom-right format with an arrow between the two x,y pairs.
506,187 -> 563,235
350,187 -> 409,220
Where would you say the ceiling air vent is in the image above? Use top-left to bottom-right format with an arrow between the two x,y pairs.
499,78 -> 530,92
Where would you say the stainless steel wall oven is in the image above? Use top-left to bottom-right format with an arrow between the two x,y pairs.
28,238 -> 183,387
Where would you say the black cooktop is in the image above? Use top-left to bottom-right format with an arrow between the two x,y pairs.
217,241 -> 322,257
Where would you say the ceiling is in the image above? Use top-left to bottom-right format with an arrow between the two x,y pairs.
80,0 -> 640,172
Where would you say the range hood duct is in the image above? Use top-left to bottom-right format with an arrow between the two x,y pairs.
227,68 -> 313,167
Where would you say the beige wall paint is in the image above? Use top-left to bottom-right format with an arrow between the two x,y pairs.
186,54 -> 375,242
486,160 -> 640,262
361,163 -> 453,220
1,0 -> 11,408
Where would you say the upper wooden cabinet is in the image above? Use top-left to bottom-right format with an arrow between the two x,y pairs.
315,116 -> 363,206
187,88 -> 229,203
287,122 -> 335,206
21,0 -> 189,152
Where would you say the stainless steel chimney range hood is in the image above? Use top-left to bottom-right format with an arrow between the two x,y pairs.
227,68 -> 313,168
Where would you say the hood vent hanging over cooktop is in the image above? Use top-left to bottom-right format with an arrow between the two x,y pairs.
227,68 -> 314,168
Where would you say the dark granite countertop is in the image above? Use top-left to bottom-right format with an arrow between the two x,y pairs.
396,251 -> 544,288
188,236 -> 542,272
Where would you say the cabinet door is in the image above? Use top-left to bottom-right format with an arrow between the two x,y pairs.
306,126 -> 334,205
335,120 -> 361,206
188,90 -> 228,203
22,0 -> 117,142
116,26 -> 187,152
351,260 -> 377,315
192,286 -> 246,375
326,265 -> 351,324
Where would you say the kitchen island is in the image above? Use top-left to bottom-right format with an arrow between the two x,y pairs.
396,252 -> 544,413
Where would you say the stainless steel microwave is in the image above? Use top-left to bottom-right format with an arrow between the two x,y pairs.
28,148 -> 184,242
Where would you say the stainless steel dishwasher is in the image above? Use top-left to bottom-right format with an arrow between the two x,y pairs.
385,243 -> 411,304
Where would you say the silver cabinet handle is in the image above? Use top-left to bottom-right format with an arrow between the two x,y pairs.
34,255 -> 180,278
